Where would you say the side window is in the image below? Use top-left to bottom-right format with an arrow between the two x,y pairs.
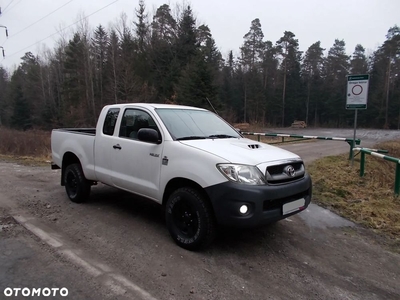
102,108 -> 120,136
119,109 -> 159,140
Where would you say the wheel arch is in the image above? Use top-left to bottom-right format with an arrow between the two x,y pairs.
61,152 -> 81,186
162,177 -> 210,207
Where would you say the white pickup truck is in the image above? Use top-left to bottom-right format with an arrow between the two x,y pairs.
51,103 -> 312,250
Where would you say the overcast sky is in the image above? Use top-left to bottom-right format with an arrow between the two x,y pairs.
0,0 -> 398,71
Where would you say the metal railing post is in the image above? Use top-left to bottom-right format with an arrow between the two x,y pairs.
258,135 -> 260,142
360,151 -> 365,177
347,141 -> 354,160
395,163 -> 400,196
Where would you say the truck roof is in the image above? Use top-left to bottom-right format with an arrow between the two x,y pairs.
105,103 -> 207,111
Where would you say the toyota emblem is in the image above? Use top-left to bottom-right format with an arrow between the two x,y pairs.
284,165 -> 296,177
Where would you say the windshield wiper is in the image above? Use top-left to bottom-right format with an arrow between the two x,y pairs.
176,136 -> 208,141
208,134 -> 238,139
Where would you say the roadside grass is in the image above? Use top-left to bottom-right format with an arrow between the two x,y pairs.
0,128 -> 51,164
308,140 -> 400,241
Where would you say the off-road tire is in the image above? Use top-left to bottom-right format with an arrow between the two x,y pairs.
165,187 -> 216,250
64,163 -> 91,203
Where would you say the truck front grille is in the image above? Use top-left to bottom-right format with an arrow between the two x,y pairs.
265,161 -> 305,184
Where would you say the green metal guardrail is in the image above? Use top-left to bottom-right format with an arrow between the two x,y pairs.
353,147 -> 399,196
242,132 -> 361,160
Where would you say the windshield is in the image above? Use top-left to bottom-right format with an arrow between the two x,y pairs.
155,108 -> 241,140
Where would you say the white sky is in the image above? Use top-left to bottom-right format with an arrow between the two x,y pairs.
0,0 -> 398,71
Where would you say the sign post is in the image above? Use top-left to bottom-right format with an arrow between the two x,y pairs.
346,74 -> 369,165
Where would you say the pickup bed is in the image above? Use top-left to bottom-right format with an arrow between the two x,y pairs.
51,103 -> 312,250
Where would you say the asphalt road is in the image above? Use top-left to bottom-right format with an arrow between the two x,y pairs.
1,128 -> 400,300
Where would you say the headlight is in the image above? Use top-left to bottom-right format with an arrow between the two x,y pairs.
217,164 -> 266,185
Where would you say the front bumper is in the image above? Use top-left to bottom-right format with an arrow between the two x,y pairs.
205,174 -> 312,228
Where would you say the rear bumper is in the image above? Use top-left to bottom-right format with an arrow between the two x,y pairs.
205,174 -> 312,228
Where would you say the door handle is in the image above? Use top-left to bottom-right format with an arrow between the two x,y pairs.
113,144 -> 122,150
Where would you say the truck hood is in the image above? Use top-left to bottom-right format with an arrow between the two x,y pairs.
180,138 -> 300,165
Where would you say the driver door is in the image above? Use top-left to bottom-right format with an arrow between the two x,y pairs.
111,108 -> 164,201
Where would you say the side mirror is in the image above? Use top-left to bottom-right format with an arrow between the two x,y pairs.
137,128 -> 161,144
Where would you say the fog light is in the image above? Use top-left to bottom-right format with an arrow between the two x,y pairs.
239,205 -> 248,214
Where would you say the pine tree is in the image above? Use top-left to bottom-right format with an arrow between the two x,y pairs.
150,4 -> 178,101
134,0 -> 149,53
220,51 -> 235,117
63,33 -> 87,125
350,44 -> 368,74
119,22 -> 137,102
10,69 -> 32,129
175,54 -> 217,108
261,41 -> 279,125
0,67 -> 9,126
46,43 -> 67,127
151,4 -> 176,42
276,31 -> 302,126
175,16 -> 219,109
18,52 -> 45,127
197,25 -> 222,68
133,0 -> 151,90
240,19 -> 265,122
92,25 -> 109,112
381,26 -> 400,128
322,39 -> 350,126
105,29 -> 120,104
176,6 -> 197,68
240,18 -> 264,70
302,41 -> 325,125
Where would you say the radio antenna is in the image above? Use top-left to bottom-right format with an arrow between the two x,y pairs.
206,97 -> 218,115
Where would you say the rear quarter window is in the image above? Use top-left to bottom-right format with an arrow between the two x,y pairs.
103,108 -> 120,135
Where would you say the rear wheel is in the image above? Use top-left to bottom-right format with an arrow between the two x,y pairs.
165,187 -> 216,250
64,163 -> 91,203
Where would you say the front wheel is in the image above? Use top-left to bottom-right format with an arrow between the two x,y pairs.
165,187 -> 216,250
64,163 -> 91,203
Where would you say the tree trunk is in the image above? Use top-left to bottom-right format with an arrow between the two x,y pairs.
397,95 -> 400,130
306,78 -> 310,126
384,57 -> 391,129
244,82 -> 247,123
111,47 -> 118,103
282,59 -> 287,127
263,67 -> 268,89
39,65 -> 47,107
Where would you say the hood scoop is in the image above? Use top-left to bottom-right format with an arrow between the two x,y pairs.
248,144 -> 261,149
230,141 -> 264,150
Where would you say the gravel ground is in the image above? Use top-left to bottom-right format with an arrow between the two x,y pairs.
1,128 -> 400,300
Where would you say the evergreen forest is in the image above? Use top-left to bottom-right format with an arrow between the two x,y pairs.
0,1 -> 399,130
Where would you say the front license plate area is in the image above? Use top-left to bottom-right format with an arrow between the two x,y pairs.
282,198 -> 305,215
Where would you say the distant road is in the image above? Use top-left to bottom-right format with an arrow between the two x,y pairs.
268,128 -> 400,164
266,127 -> 400,143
